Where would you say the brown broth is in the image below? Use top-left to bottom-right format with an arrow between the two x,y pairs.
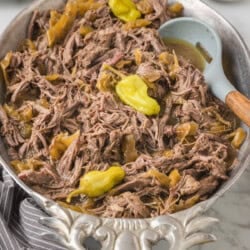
163,38 -> 205,72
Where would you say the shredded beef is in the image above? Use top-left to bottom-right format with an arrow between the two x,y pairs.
0,0 -> 243,218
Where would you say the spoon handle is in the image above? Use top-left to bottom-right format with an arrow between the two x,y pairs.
226,91 -> 250,127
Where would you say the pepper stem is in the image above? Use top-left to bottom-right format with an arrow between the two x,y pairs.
66,187 -> 86,203
103,63 -> 126,79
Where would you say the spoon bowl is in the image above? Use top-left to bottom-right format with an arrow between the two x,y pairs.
159,17 -> 250,126
159,17 -> 220,69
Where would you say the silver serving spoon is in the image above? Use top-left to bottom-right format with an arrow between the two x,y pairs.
159,17 -> 250,127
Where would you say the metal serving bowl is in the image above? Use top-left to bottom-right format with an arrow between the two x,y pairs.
0,0 -> 249,249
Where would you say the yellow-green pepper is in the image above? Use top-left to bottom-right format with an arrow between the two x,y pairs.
11,158 -> 44,174
103,64 -> 160,115
143,169 -> 170,187
49,130 -> 80,160
47,2 -> 78,47
122,19 -> 151,31
66,166 -> 125,202
0,52 -> 12,85
116,75 -> 160,115
231,127 -> 246,149
176,122 -> 198,142
47,0 -> 102,46
76,0 -> 102,16
109,0 -> 141,22
169,169 -> 181,187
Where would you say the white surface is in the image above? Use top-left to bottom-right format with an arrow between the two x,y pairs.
0,1 -> 249,250
0,1 -> 31,33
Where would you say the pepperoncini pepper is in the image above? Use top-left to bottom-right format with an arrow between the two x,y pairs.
164,149 -> 174,158
49,130 -> 80,160
47,2 -> 78,47
159,51 -> 180,79
79,25 -> 94,37
176,122 -> 198,143
66,166 -> 125,202
77,0 -> 102,16
11,158 -> 44,174
47,0 -> 102,46
49,10 -> 61,27
58,200 -> 94,214
3,104 -> 20,120
109,0 -> 141,22
20,123 -> 32,139
103,64 -> 160,116
45,74 -> 61,82
226,127 -> 246,149
122,19 -> 151,31
0,52 -> 12,85
3,104 -> 33,122
134,48 -> 142,65
169,2 -> 184,16
169,169 -> 181,187
143,169 -> 170,187
117,75 -> 161,115
170,195 -> 200,213
22,39 -> 36,52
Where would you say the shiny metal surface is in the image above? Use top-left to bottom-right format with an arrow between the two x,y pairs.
0,0 -> 249,249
